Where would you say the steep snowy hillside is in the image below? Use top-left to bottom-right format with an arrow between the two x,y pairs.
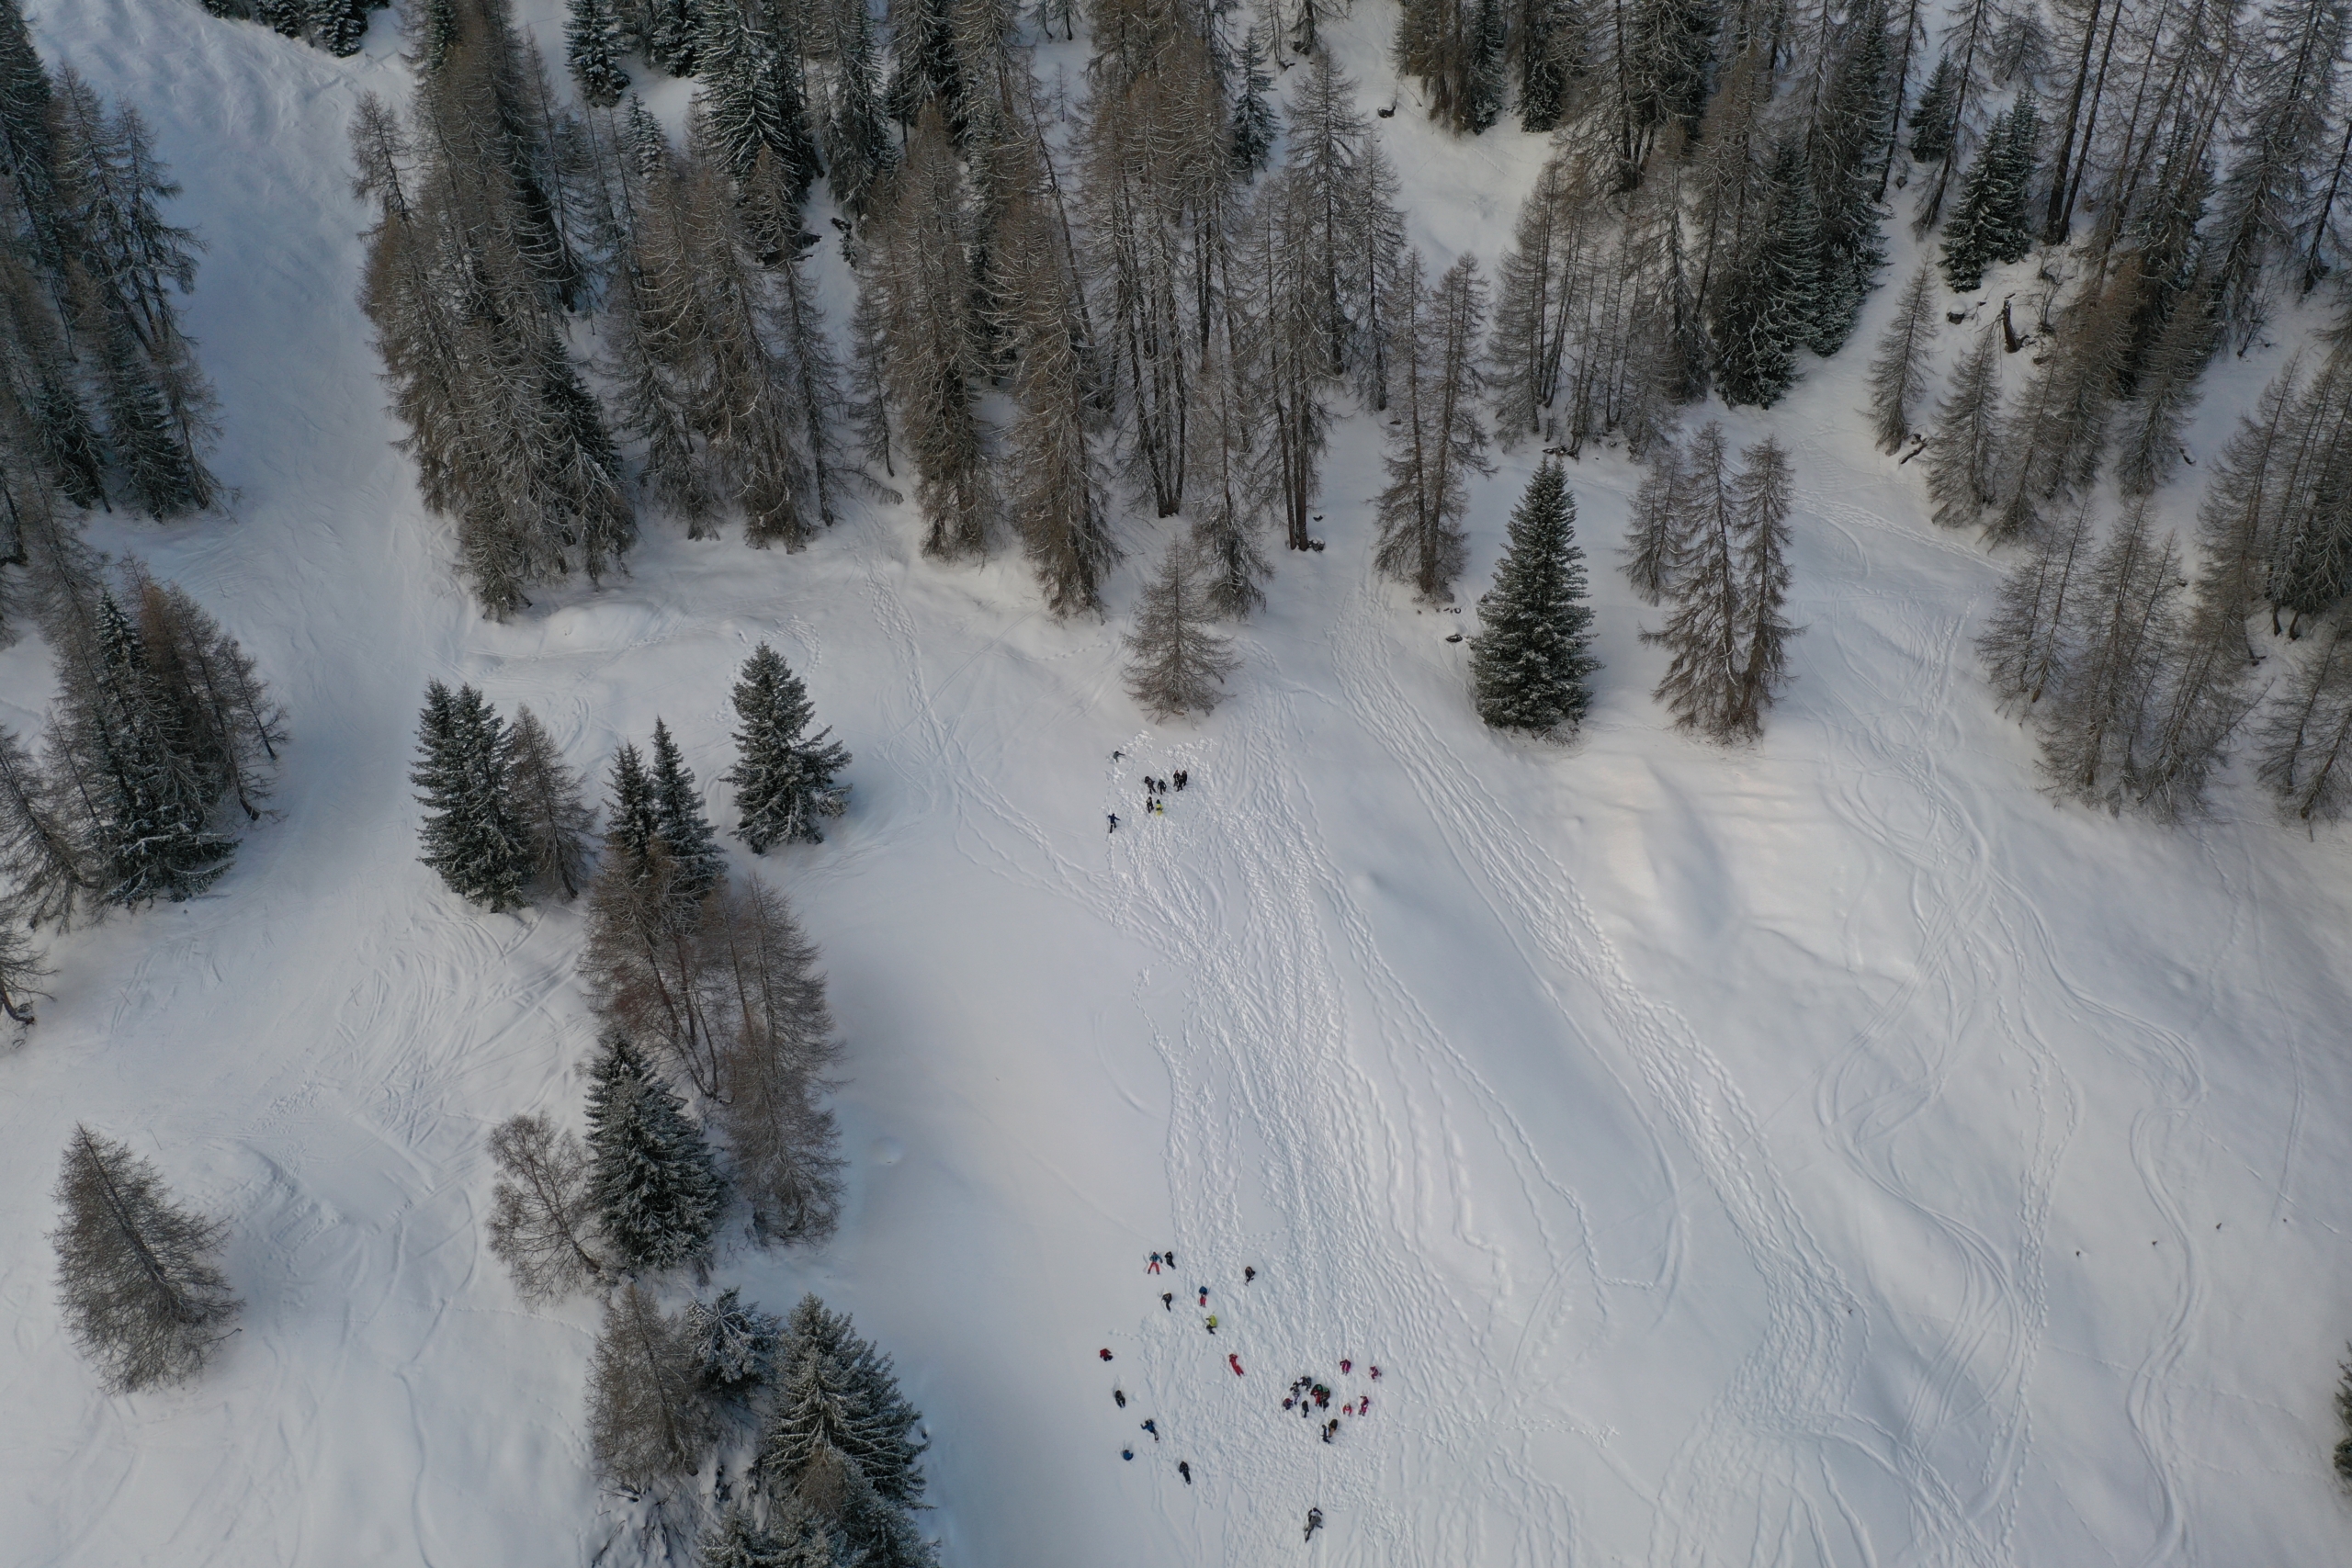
6,2 -> 2352,1566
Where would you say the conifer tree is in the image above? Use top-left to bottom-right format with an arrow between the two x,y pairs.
723,644 -> 851,851
1515,0 -> 1584,134
1712,142 -> 1821,409
1978,495 -> 2093,713
2032,502 -> 2187,807
1247,170 -> 1336,553
1644,422 -> 1743,739
1622,434 -> 1688,604
0,722 -> 91,930
1805,3 -> 1894,356
1922,321 -> 2001,529
698,1507 -> 788,1568
688,1286 -> 781,1393
588,1283 -> 720,1487
485,1111 -> 606,1301
1188,318 -> 1272,619
644,0 -> 705,74
567,0 -> 632,107
712,877 -> 843,1241
648,716 -> 724,897
603,739 -> 662,873
1939,96 -> 2037,292
1124,540 -> 1239,720
999,187 -> 1114,615
825,0 -> 897,217
503,705 -> 594,898
412,680 -> 530,910
1375,252 -> 1492,603
1906,54 -> 1957,163
696,0 -> 819,201
1470,458 -> 1599,736
51,1125 -> 241,1392
1984,272 -> 2132,544
130,571 -> 286,826
2205,0 -> 2352,346
1724,436 -> 1800,739
585,1032 -> 723,1272
761,1294 -> 929,1535
1866,262 -> 1939,452
311,0 -> 374,56
1230,25 -> 1277,173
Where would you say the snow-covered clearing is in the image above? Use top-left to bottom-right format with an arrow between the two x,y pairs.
5,2 -> 2351,1564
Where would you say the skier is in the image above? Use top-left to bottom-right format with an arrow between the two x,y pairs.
1113,750 -> 1124,761
1304,1507 -> 1324,1542
1161,1292 -> 1174,1311
1198,1287 -> 1209,1306
1148,1252 -> 1162,1273
1368,1365 -> 1380,1381
1340,1359 -> 1351,1374
1114,1389 -> 1126,1407
1175,770 -> 1188,790
1123,1449 -> 1135,1461
1165,1249 -> 1176,1269
1179,1461 -> 1193,1484
1359,1394 -> 1372,1416
1228,1353 -> 1245,1376
1283,1397 -> 1295,1410
1099,1348 -> 1114,1361
1141,1419 -> 1159,1439
1108,813 -> 1119,833
1244,1266 -> 1256,1284
1342,1401 -> 1354,1416
1322,1419 -> 1338,1444
1205,1314 -> 1218,1334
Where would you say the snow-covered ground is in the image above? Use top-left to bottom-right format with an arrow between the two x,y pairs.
6,2 -> 2352,1564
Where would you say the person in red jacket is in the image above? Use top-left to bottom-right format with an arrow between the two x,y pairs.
1228,1353 -> 1244,1375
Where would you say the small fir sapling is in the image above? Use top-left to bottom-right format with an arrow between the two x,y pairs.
51,1125 -> 242,1392
485,1112 -> 606,1301
587,1283 -> 719,1489
1468,457 -> 1600,736
722,644 -> 851,851
1124,540 -> 1241,721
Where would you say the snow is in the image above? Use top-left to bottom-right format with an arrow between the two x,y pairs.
6,2 -> 2352,1564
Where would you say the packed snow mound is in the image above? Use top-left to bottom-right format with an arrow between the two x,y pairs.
5,2 -> 2352,1565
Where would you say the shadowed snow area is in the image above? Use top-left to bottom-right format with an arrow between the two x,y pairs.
4,2 -> 2351,1565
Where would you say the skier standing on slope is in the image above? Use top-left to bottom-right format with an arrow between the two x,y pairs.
1161,1292 -> 1174,1311
1148,1252 -> 1162,1273
1305,1507 -> 1324,1541
1179,1461 -> 1193,1484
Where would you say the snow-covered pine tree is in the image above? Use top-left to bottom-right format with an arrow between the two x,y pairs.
1978,492 -> 2092,714
1865,261 -> 1939,452
1376,250 -> 1492,603
311,0 -> 374,56
1470,457 -> 1599,736
130,571 -> 286,825
585,1032 -> 723,1272
1189,310 -> 1273,619
865,104 -> 994,558
1124,538 -> 1240,720
1939,94 -> 2036,292
2257,619 -> 2352,823
503,705 -> 594,898
50,1124 -> 241,1392
1514,0 -> 1585,134
760,1294 -> 929,1532
1724,435 -> 1801,739
0,0 -> 63,270
485,1111 -> 606,1301
61,592 -> 238,906
648,716 -> 724,897
688,1286 -> 781,1393
697,1508 -> 788,1568
2031,501 -> 2186,807
825,0 -> 897,217
2262,349 -> 2352,637
1644,421 -> 1744,739
696,0 -> 820,201
1246,170 -> 1336,552
1231,24 -> 1277,173
568,0 -> 632,107
2194,365 -> 2303,625
411,680 -> 530,910
0,906 -> 51,1024
91,309 -> 212,520
603,739 -> 662,872
723,643 -> 851,851
1712,141 -> 1821,409
1622,433 -> 1688,604
885,0 -> 962,130
1922,321 -> 2001,529
1984,270 -> 2132,544
1905,53 -> 1957,163
645,0 -> 705,74
587,1283 -> 720,1487
0,251 -> 106,510
1804,0 -> 1894,356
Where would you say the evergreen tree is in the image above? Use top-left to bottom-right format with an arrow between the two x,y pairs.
1865,261 -> 1939,452
697,0 -> 819,201
723,644 -> 851,852
1922,321 -> 2001,529
1805,3 -> 1894,356
824,0 -> 897,217
587,1283 -> 720,1487
311,0 -> 374,56
1515,0 -> 1585,134
503,705 -> 594,898
0,722 -> 92,930
1124,540 -> 1239,720
761,1294 -> 929,1524
2205,0 -> 2352,345
50,1125 -> 241,1392
687,1286 -> 782,1393
411,680 -> 530,910
1230,25 -> 1277,174
645,0 -> 705,74
604,739 -> 662,872
1939,96 -> 2037,292
883,0 -> 962,131
93,310 -> 212,520
998,186 -> 1114,615
1712,141 -> 1821,409
699,1508 -> 791,1568
1188,317 -> 1273,619
585,1032 -> 723,1272
567,0 -> 632,107
1906,54 -> 1957,162
1470,458 -> 1599,735
2257,619 -> 2352,823
1645,421 -> 1743,739
648,717 -> 724,897
1724,436 -> 1801,739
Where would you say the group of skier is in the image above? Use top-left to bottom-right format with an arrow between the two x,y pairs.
1107,762 -> 1193,832
1102,1249 -> 1380,1545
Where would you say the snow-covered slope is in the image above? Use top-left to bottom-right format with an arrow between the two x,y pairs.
6,3 -> 2352,1565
